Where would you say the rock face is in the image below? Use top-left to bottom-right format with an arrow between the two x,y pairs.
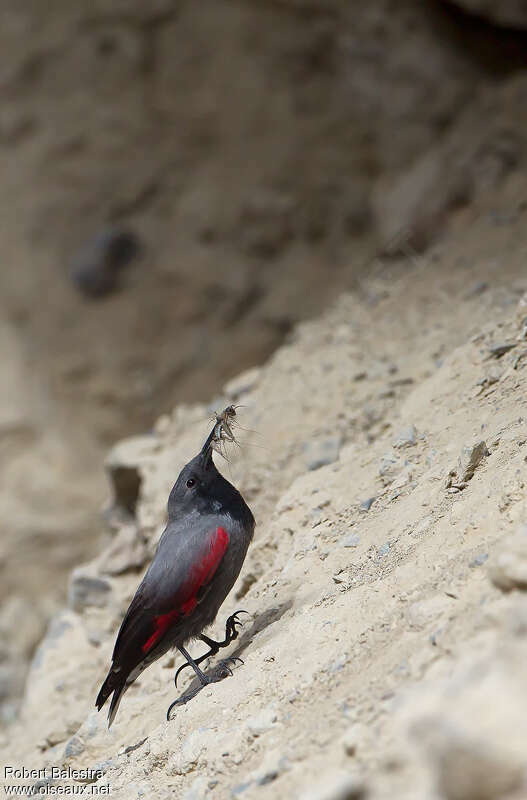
0,0 -> 522,451
2,0 -> 527,720
373,73 -> 527,250
3,177 -> 527,797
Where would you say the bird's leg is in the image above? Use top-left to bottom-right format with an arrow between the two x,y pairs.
176,645 -> 209,686
166,642 -> 243,720
174,611 -> 247,687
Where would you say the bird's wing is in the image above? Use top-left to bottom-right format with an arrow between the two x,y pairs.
111,520 -> 230,667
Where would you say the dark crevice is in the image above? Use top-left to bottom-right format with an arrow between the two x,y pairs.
109,466 -> 142,516
431,0 -> 527,75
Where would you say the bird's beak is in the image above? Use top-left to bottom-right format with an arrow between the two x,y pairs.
199,427 -> 215,469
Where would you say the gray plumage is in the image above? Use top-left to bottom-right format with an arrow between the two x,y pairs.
96,444 -> 254,726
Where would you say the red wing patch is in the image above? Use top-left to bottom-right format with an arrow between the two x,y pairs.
141,527 -> 229,654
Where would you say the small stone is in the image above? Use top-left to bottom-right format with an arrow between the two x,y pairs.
378,542 -> 391,558
407,595 -> 450,630
390,377 -> 414,387
224,367 -> 262,400
457,441 -> 489,483
515,291 -> 527,324
182,776 -> 209,800
488,342 -> 516,359
341,724 -> 367,757
304,437 -> 341,471
246,707 -> 278,737
489,526 -> 527,592
359,497 -> 376,512
378,451 -> 402,485
236,750 -> 288,791
46,728 -> 69,747
333,571 -> 352,589
299,771 -> 366,800
310,508 -> 324,526
393,424 -> 417,448
70,227 -> 141,298
391,467 -> 413,490
68,569 -> 112,613
434,731 -> 523,800
464,281 -> 488,300
342,533 -> 361,548
99,524 -> 148,576
232,781 -> 253,796
63,735 -> 85,759
469,553 -> 488,568
328,655 -> 348,673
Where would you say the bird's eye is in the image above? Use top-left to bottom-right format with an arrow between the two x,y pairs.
186,478 -> 196,489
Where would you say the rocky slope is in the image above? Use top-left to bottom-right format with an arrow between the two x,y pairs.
3,178 -> 527,798
3,0 -> 527,719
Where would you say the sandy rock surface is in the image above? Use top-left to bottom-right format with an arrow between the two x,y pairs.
3,0 -> 527,721
3,181 -> 527,798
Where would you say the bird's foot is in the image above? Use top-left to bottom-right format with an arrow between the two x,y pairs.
167,657 -> 244,721
226,610 -> 249,639
174,611 -> 248,687
209,656 -> 244,680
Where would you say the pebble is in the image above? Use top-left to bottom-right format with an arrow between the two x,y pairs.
341,724 -> 367,757
378,451 -> 402,485
100,524 -> 148,576
433,731 -> 523,800
233,751 -> 289,794
232,781 -> 253,796
63,734 -> 85,759
469,553 -> 488,568
489,526 -> 527,592
359,497 -> 376,512
304,437 -> 341,471
515,291 -> 527,324
393,424 -> 417,448
342,533 -> 361,548
68,569 -> 112,613
378,542 -> 391,558
224,367 -> 262,400
182,776 -> 209,800
447,441 -> 489,488
299,771 -> 366,800
488,342 -> 516,359
328,655 -> 348,673
463,281 -> 488,300
246,707 -> 278,737
70,227 -> 140,298
407,595 -> 450,630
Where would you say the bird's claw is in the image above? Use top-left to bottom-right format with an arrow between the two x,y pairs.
174,662 -> 187,688
226,610 -> 249,638
167,657 -> 244,721
217,656 -> 243,675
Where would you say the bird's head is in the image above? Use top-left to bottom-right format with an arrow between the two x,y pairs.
166,439 -> 230,519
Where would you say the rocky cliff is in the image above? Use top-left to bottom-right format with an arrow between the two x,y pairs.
3,172 -> 527,798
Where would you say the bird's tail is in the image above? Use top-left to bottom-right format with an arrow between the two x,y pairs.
96,669 -> 127,728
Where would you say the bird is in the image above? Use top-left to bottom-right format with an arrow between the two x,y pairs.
95,426 -> 255,726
